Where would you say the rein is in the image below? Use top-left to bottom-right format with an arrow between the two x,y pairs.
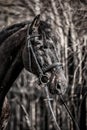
26,24 -> 80,130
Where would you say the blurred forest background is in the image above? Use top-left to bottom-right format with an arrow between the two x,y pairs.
0,0 -> 87,130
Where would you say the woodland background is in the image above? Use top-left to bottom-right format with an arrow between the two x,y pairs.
0,0 -> 87,130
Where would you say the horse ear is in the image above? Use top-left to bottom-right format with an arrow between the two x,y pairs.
29,14 -> 40,34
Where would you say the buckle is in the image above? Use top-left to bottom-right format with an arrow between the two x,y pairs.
40,74 -> 49,84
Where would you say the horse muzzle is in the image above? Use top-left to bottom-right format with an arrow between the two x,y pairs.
48,69 -> 68,95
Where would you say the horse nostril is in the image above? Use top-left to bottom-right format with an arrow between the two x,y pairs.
56,84 -> 62,94
57,84 -> 61,89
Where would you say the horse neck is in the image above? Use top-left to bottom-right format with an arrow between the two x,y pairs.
0,26 -> 27,105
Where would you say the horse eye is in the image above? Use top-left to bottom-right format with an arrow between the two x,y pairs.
43,42 -> 48,49
44,45 -> 48,49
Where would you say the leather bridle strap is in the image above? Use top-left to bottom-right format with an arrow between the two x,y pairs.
27,33 -> 61,84
56,90 -> 80,130
27,36 -> 43,75
43,62 -> 62,73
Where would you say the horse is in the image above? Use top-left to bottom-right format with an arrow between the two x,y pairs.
0,15 -> 67,130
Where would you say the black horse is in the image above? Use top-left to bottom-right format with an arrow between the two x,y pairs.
0,15 -> 67,130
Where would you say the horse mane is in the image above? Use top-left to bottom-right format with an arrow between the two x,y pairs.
0,21 -> 30,44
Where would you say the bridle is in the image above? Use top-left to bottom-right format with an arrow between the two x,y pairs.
26,24 -> 80,130
27,28 -> 62,85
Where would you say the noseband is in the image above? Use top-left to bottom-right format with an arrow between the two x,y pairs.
27,29 -> 62,84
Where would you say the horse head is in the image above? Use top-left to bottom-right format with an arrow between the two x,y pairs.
23,15 -> 67,95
